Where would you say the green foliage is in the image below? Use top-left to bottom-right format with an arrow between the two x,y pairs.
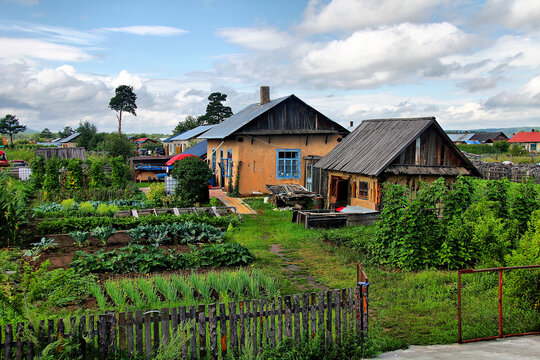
105,133 -> 135,160
509,179 -> 539,234
61,198 -> 77,211
456,143 -> 502,155
43,155 -> 60,193
0,178 -> 28,246
493,140 -> 509,153
0,114 -> 26,146
89,158 -> 108,188
510,143 -> 528,156
146,182 -> 167,207
109,84 -> 137,134
23,237 -> 58,260
209,196 -> 221,207
79,201 -> 95,214
173,115 -> 201,135
172,156 -> 212,204
70,231 -> 90,247
505,211 -> 540,310
92,225 -> 117,246
70,243 -> 254,274
75,121 -> 100,150
317,225 -> 377,254
198,92 -> 233,125
30,155 -> 46,190
109,155 -> 130,187
65,158 -> 83,189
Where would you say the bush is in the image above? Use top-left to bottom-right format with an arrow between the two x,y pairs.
89,158 -> 108,188
30,155 -> 45,190
110,155 -> 130,187
65,158 -> 83,189
43,156 -> 60,193
146,182 -> 167,207
78,201 -> 95,214
61,198 -> 77,211
171,156 -> 212,204
0,175 -> 28,246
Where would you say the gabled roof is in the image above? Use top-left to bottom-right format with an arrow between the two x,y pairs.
469,132 -> 508,143
163,125 -> 216,142
181,140 -> 207,157
315,117 -> 477,177
59,132 -> 80,143
447,133 -> 475,142
508,131 -> 540,143
199,96 -> 290,139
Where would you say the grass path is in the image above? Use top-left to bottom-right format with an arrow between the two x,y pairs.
228,208 -> 540,348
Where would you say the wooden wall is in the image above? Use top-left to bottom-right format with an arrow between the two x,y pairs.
35,147 -> 86,161
325,171 -> 379,210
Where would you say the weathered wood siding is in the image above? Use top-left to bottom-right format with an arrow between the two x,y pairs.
35,147 -> 86,161
237,97 -> 343,134
325,171 -> 379,210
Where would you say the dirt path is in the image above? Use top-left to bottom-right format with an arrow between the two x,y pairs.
269,243 -> 328,291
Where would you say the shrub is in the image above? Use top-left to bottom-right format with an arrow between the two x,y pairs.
0,175 -> 28,246
43,156 -> 60,193
110,155 -> 130,187
78,201 -> 95,214
171,156 -> 212,204
146,182 -> 167,208
89,158 -> 108,188
65,158 -> 83,189
30,155 -> 45,190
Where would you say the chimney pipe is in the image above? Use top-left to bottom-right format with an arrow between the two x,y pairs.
260,86 -> 270,105
350,121 -> 354,127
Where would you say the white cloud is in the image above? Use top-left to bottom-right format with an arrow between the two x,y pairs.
485,75 -> 540,108
0,37 -> 93,62
4,0 -> 39,6
0,22 -> 100,45
99,26 -> 187,36
217,27 -> 293,51
297,22 -> 472,88
297,0 -> 447,34
480,0 -> 540,30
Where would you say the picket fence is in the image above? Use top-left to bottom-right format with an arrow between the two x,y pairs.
0,286 -> 369,360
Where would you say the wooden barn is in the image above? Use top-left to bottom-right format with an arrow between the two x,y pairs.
199,87 -> 349,194
314,117 -> 480,210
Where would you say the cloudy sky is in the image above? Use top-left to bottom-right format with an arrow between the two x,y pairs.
1,0 -> 539,134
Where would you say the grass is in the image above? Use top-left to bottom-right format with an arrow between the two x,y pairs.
2,147 -> 35,163
227,209 -> 540,349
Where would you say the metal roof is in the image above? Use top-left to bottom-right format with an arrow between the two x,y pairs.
163,125 -> 217,142
199,96 -> 290,139
59,132 -> 80,143
315,117 -> 478,177
181,140 -> 208,157
447,133 -> 475,142
469,132 -> 508,143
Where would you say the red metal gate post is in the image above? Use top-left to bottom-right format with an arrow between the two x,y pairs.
498,268 -> 503,338
457,271 -> 462,344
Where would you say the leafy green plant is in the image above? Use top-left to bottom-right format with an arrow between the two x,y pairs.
43,155 -> 60,193
65,158 -> 83,190
136,277 -> 159,307
171,156 -> 212,204
209,196 -> 220,207
121,279 -> 145,308
23,238 -> 57,260
78,201 -> 95,215
96,203 -> 110,216
69,231 -> 90,247
105,281 -> 126,311
154,276 -> 180,304
126,226 -> 147,244
30,155 -> 45,190
61,198 -> 77,211
0,175 -> 28,246
110,155 -> 130,187
88,282 -> 108,311
91,225 -> 117,246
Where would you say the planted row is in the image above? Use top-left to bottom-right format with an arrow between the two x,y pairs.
33,199 -> 147,218
36,213 -> 238,234
70,243 -> 254,274
90,269 -> 279,311
126,222 -> 223,246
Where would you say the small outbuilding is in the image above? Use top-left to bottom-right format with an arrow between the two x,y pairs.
315,117 -> 480,210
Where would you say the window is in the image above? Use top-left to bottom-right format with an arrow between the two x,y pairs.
276,149 -> 300,179
531,143 -> 537,152
358,181 -> 369,199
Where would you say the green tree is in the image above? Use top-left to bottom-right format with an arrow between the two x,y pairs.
58,126 -> 75,138
198,92 -> 233,125
109,85 -> 137,134
39,128 -> 56,140
76,121 -> 103,150
104,133 -> 135,160
171,157 -> 212,204
173,115 -> 201,134
0,114 -> 27,147
109,156 -> 130,187
493,140 -> 509,153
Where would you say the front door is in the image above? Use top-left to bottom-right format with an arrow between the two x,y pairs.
305,162 -> 313,192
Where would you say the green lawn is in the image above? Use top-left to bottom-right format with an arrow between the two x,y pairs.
228,206 -> 540,349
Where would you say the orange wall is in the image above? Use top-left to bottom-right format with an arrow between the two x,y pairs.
326,171 -> 379,210
207,134 -> 342,194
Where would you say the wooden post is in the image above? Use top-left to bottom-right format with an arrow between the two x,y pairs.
334,289 -> 341,344
107,312 -> 116,353
239,301 -> 245,348
354,287 -> 361,336
270,299 -> 276,348
189,306 -> 197,360
362,285 -> 369,338
284,295 -> 292,339
118,312 -> 126,352
160,308 -> 170,347
135,311 -> 143,357
79,315 -> 87,359
219,303 -> 227,358
326,291 -> 332,345
302,293 -> 309,339
126,312 -> 134,355
16,322 -> 23,360
251,300 -> 258,355
98,314 -> 107,360
89,315 -> 96,359
310,293 -> 317,339
341,289 -> 347,338
229,302 -> 238,355
178,306 -> 188,358
198,304 -> 207,359
318,292 -> 325,342
293,295 -> 301,342
277,297 -> 283,342
5,324 -> 13,360
259,298 -> 265,350
152,310 -> 159,350
209,304 -> 218,360
144,312 -> 152,360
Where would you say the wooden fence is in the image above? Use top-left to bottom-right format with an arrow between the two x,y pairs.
35,147 -> 86,161
0,286 -> 369,359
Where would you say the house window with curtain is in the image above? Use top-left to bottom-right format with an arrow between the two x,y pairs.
358,181 -> 369,199
276,149 -> 301,179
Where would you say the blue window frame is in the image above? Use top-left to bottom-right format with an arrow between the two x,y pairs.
276,149 -> 301,179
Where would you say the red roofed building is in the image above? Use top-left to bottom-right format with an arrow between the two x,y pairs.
508,131 -> 540,153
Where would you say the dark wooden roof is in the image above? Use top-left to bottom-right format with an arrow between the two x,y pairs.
469,132 -> 508,143
384,165 -> 470,176
315,117 -> 478,176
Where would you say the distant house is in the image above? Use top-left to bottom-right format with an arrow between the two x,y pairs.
447,133 -> 475,144
508,131 -> 540,152
59,132 -> 80,148
180,139 -> 208,159
133,137 -> 157,148
199,86 -> 349,194
315,117 -> 480,210
469,132 -> 508,144
163,125 -> 216,156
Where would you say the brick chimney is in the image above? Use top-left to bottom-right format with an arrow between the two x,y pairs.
260,86 -> 270,105
350,121 -> 354,127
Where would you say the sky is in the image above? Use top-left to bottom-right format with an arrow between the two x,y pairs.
0,0 -> 539,134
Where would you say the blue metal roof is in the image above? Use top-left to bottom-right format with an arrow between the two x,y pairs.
180,140 -> 207,157
163,125 -> 216,142
60,132 -> 80,143
199,96 -> 290,139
